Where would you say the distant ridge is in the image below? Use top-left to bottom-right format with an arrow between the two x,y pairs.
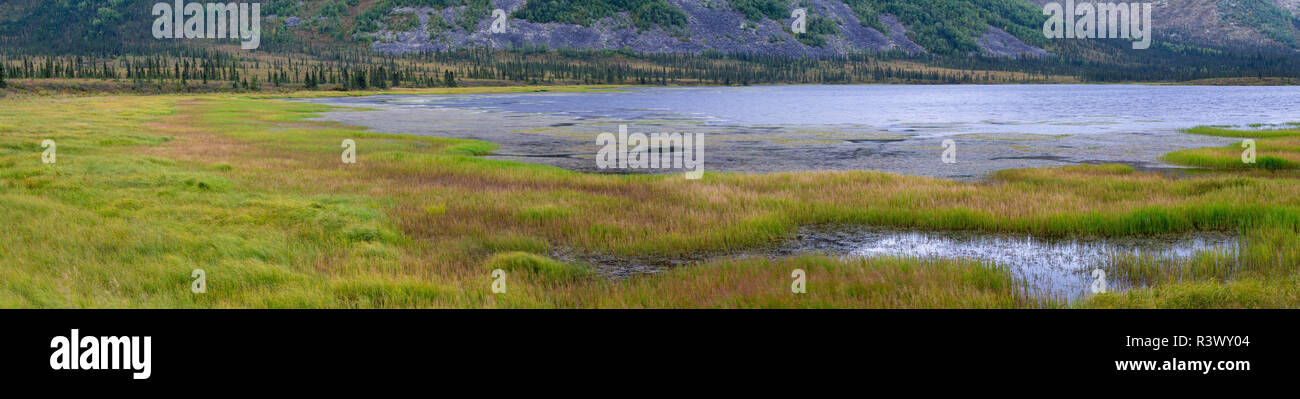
2,0 -> 1298,58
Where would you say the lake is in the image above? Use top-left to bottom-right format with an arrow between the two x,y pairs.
300,84 -> 1300,179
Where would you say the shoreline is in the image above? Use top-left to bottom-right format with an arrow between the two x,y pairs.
8,76 -> 1300,100
290,85 -> 1242,181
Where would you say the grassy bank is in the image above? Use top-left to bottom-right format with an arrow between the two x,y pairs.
2,90 -> 1298,308
1163,124 -> 1300,170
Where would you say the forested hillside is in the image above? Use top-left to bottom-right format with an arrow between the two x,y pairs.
2,0 -> 1299,95
7,0 -> 1300,56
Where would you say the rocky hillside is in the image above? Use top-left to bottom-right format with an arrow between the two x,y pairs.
3,0 -> 1298,58
1023,0 -> 1300,50
358,0 -> 1050,57
347,0 -> 1300,56
1275,0 -> 1300,16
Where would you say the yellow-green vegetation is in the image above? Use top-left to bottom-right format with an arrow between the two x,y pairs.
243,85 -> 631,100
1163,124 -> 1300,170
2,91 -> 1298,308
1182,125 -> 1300,138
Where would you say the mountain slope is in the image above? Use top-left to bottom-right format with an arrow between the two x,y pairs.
1274,0 -> 1300,16
2,0 -> 1298,58
360,0 -> 1300,56
364,0 -> 1051,56
1025,0 -> 1300,50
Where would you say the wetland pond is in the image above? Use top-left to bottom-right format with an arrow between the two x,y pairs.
781,227 -> 1239,301
295,84 -> 1293,299
549,227 -> 1239,301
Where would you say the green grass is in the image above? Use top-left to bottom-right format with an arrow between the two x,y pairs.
485,252 -> 591,282
1182,125 -> 1300,138
595,255 -> 1048,308
3,92 -> 1300,308
242,85 -> 630,100
1084,276 -> 1300,309
1165,125 -> 1300,171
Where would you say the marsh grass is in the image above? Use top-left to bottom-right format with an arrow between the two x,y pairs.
3,93 -> 1300,308
593,255 -> 1053,308
1166,125 -> 1300,171
241,85 -> 630,100
1182,125 -> 1300,138
1163,146 -> 1300,171
485,252 -> 592,282
1101,247 -> 1240,287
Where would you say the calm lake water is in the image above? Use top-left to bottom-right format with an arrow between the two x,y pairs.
337,84 -> 1300,135
306,84 -> 1300,178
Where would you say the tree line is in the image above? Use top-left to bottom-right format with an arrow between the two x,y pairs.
4,41 -> 1300,93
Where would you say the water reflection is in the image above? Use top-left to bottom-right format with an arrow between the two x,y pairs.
789,227 -> 1239,300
